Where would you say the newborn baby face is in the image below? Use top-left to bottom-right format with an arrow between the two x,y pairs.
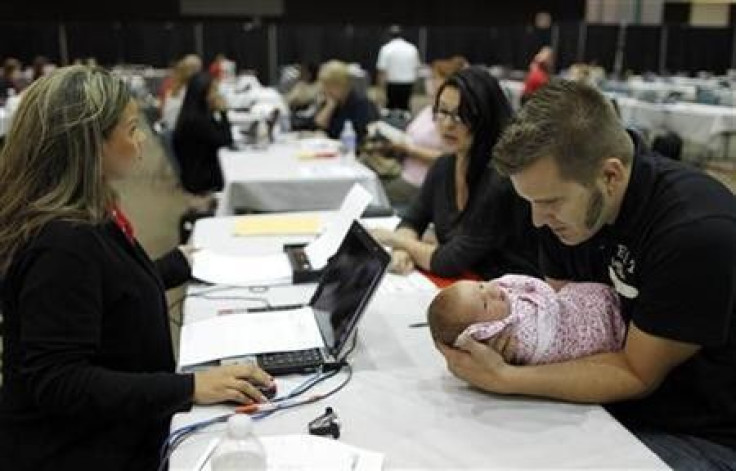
453,280 -> 511,323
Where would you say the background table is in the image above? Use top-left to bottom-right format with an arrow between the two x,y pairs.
614,96 -> 736,158
217,140 -> 390,215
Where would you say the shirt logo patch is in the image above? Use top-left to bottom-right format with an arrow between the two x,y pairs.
609,266 -> 639,299
609,244 -> 638,299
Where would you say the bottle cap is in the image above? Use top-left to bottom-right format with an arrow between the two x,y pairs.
227,414 -> 255,439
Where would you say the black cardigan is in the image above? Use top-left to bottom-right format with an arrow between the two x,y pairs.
0,219 -> 194,470
399,154 -> 540,279
173,110 -> 233,194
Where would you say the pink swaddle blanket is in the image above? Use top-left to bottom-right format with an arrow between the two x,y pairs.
456,274 -> 625,364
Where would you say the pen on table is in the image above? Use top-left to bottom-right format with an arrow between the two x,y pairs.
408,322 -> 429,328
218,304 -> 305,315
236,395 -> 320,414
217,307 -> 251,315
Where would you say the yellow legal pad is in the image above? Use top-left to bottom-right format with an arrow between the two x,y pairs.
233,214 -> 322,236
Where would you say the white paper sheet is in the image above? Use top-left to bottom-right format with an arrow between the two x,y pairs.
192,250 -> 292,287
305,184 -> 372,269
297,165 -> 361,178
198,434 -> 384,471
179,307 -> 324,368
378,271 -> 438,294
358,215 -> 401,231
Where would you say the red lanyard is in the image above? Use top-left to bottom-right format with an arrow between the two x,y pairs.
110,204 -> 135,243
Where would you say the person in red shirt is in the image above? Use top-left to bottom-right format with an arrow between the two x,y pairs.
521,46 -> 554,103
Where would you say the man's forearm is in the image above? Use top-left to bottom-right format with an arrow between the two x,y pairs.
501,352 -> 652,403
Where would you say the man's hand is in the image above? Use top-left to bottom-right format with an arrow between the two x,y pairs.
389,249 -> 414,274
193,364 -> 274,405
487,329 -> 518,364
437,336 -> 516,395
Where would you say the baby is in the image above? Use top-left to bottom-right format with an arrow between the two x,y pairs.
428,274 -> 625,364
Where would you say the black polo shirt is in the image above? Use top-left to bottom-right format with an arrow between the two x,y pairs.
540,131 -> 736,449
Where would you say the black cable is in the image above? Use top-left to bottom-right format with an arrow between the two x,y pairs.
167,285 -> 272,326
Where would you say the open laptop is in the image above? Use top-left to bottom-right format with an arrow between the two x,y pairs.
253,220 -> 390,375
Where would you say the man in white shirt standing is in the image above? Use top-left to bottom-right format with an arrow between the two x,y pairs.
376,25 -> 421,111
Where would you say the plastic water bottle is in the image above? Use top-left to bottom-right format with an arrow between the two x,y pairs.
211,415 -> 267,471
339,120 -> 357,163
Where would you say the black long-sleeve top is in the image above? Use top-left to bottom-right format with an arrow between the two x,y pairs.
0,219 -> 194,470
173,110 -> 233,194
399,154 -> 540,279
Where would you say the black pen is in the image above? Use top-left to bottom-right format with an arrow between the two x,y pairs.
408,322 -> 429,328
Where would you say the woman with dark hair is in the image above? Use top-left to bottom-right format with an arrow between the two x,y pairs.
173,72 -> 233,196
372,66 -> 539,279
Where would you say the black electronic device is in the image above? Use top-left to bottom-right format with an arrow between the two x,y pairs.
283,243 -> 323,284
255,221 -> 389,375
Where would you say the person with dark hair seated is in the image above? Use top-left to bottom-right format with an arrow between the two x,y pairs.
173,72 -> 233,198
371,66 -> 539,280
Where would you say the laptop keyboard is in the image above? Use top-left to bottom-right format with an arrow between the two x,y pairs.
257,348 -> 323,375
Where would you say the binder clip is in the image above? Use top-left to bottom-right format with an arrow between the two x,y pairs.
308,407 -> 340,439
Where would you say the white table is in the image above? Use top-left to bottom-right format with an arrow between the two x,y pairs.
500,79 -> 524,111
609,79 -> 698,103
217,139 -> 389,215
169,214 -> 666,470
614,96 -> 736,158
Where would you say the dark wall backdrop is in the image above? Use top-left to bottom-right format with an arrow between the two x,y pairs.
2,0 -> 583,24
1,0 -> 735,79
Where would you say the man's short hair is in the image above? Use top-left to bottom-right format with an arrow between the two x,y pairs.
493,79 -> 634,185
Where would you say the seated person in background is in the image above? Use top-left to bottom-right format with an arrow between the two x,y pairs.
521,46 -> 554,103
371,67 -> 539,280
382,56 -> 467,208
173,72 -> 233,198
285,62 -> 320,112
0,58 -> 23,101
159,54 -> 202,130
429,274 -> 625,365
313,60 -> 378,145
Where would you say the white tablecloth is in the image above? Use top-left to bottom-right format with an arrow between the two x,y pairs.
217,140 -> 389,215
614,96 -> 736,157
169,214 -> 666,470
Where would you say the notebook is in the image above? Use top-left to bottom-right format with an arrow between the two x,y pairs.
255,220 -> 390,375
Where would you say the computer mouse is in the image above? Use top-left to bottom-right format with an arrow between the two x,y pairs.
258,382 -> 278,400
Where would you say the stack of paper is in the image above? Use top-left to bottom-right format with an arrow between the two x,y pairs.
192,252 -> 292,287
197,434 -> 384,471
179,308 -> 323,368
304,184 -> 372,269
191,184 -> 372,286
296,137 -> 341,159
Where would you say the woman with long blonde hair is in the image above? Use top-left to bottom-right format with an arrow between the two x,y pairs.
0,65 -> 273,470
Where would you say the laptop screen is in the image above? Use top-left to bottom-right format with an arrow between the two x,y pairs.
310,221 -> 389,358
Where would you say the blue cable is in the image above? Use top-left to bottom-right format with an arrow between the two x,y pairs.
158,369 -> 335,470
